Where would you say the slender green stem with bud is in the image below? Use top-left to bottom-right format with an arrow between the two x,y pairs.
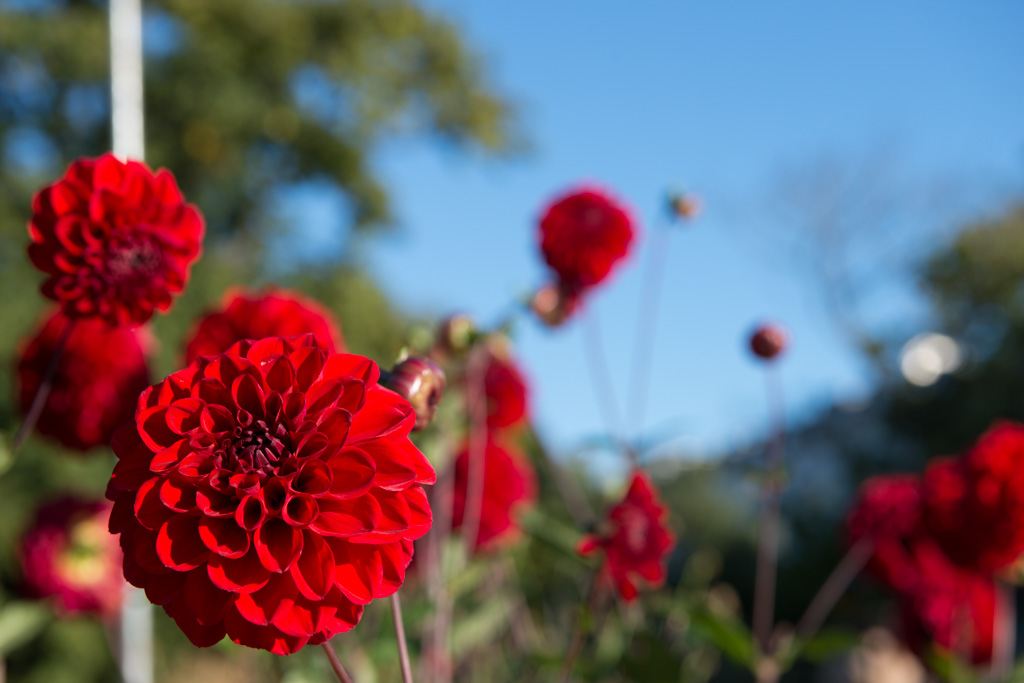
752,365 -> 786,657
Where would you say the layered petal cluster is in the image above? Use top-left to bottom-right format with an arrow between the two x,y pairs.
538,186 -> 636,295
106,335 -> 434,654
846,472 -> 1002,664
18,309 -> 150,451
451,437 -> 537,552
185,289 -> 345,363
28,153 -> 204,327
578,470 -> 674,602
923,422 -> 1024,573
484,351 -> 529,429
21,498 -> 123,618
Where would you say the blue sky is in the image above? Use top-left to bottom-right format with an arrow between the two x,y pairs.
310,2 -> 1024,461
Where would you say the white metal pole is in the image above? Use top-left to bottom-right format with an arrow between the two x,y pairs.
110,1 -> 152,682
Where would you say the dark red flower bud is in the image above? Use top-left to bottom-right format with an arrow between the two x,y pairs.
667,191 -> 701,220
384,357 -> 447,430
750,323 -> 788,361
435,314 -> 475,356
529,283 -> 582,328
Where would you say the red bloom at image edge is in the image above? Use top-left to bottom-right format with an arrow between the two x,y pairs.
451,437 -> 537,552
185,288 -> 346,363
18,309 -> 151,452
924,421 -> 1024,574
28,153 -> 204,327
578,470 -> 674,602
846,473 -> 1001,664
106,334 -> 435,654
538,186 -> 636,292
20,498 -> 124,618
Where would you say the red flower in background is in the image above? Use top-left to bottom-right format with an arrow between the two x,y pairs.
923,422 -> 1024,574
18,309 -> 150,451
451,437 -> 537,552
184,289 -> 345,363
28,153 -> 204,327
845,474 -> 924,592
846,471 -> 1002,664
20,498 -> 123,618
106,335 -> 434,654
484,350 -> 529,429
538,186 -> 636,293
578,470 -> 674,602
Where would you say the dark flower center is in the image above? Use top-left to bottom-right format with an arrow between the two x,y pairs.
228,415 -> 288,476
105,235 -> 164,289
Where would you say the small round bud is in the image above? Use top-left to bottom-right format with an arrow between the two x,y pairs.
667,190 -> 701,221
383,357 -> 447,430
529,283 -> 581,328
749,323 -> 788,361
435,314 -> 475,356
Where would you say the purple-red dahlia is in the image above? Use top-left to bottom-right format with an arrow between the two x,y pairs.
538,186 -> 636,293
106,334 -> 434,654
20,497 -> 124,618
185,289 -> 345,363
846,474 -> 925,592
451,437 -> 537,552
923,422 -> 1024,574
578,470 -> 674,602
18,309 -> 151,452
28,153 -> 204,327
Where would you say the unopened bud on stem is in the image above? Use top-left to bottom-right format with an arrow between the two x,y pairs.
383,357 -> 447,430
750,323 -> 788,361
529,283 -> 581,328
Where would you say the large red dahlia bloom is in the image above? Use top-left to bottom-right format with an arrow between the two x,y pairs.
451,437 -> 537,552
20,498 -> 124,618
28,153 -> 204,327
538,186 -> 636,292
578,470 -> 674,602
106,335 -> 434,654
923,422 -> 1024,574
18,309 -> 151,451
185,289 -> 345,363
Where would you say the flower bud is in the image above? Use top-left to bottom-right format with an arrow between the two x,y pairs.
667,190 -> 701,221
750,323 -> 788,361
435,314 -> 475,356
529,283 -> 581,328
384,357 -> 447,430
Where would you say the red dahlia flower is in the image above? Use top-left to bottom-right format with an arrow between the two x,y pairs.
923,422 -> 1024,574
106,335 -> 434,654
484,350 -> 529,429
846,474 -> 1001,664
538,186 -> 636,292
451,437 -> 537,552
185,289 -> 345,363
899,541 -> 999,665
28,153 -> 204,327
20,498 -> 123,618
845,474 -> 924,592
18,309 -> 151,451
578,470 -> 674,602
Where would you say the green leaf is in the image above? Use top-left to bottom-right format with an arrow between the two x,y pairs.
0,432 -> 13,477
778,628 -> 860,671
451,593 -> 513,658
519,509 -> 587,562
687,606 -> 757,670
927,646 -> 980,683
0,601 -> 51,656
